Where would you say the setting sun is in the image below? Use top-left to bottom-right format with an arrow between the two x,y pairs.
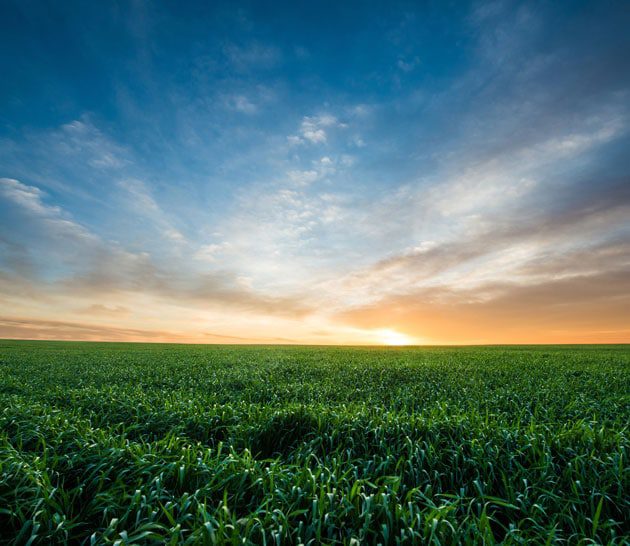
378,329 -> 413,346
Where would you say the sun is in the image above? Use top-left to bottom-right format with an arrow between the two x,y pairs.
378,329 -> 413,346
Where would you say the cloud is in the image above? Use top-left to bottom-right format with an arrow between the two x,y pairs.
0,178 -> 310,318
0,316 -> 296,344
0,177 -> 61,217
118,178 -> 161,214
0,116 -> 135,204
228,94 -> 257,114
193,242 -> 232,262
79,304 -> 130,316
335,268 -> 630,344
284,157 -> 341,188
57,116 -> 130,170
287,169 -> 319,186
116,178 -> 186,243
223,87 -> 276,115
0,178 -> 100,266
327,172 -> 630,304
289,114 -> 345,145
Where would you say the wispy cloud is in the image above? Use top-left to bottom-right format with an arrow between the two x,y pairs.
193,242 -> 232,263
0,316 -> 298,343
226,94 -> 257,114
79,304 -> 130,316
117,178 -> 187,243
59,118 -> 130,169
289,114 -> 345,145
0,178 -> 310,319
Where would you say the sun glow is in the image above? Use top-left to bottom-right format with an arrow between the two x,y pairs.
378,329 -> 413,346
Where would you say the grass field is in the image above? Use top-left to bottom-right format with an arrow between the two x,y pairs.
0,341 -> 628,544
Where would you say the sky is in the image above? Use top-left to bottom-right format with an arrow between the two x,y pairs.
1,0 -> 629,345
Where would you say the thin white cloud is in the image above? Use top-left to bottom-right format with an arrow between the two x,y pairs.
0,178 -> 310,318
289,114 -> 346,145
226,94 -> 257,114
58,117 -> 130,169
288,169 -> 319,186
0,177 -> 97,245
0,177 -> 60,217
193,242 -> 232,262
117,178 -> 187,244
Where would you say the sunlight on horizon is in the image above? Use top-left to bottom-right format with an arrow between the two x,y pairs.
377,329 -> 414,346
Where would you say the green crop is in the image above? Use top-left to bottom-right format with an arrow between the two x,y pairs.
0,341 -> 628,544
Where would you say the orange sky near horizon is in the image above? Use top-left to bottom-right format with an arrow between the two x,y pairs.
2,266 -> 629,345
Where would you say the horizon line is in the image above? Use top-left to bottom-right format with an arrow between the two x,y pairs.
2,337 -> 629,348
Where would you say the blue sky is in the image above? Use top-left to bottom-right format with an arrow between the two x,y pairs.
1,0 -> 629,344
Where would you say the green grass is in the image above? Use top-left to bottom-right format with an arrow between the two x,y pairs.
0,341 -> 629,545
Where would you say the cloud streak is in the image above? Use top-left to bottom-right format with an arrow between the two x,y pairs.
0,178 -> 310,319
